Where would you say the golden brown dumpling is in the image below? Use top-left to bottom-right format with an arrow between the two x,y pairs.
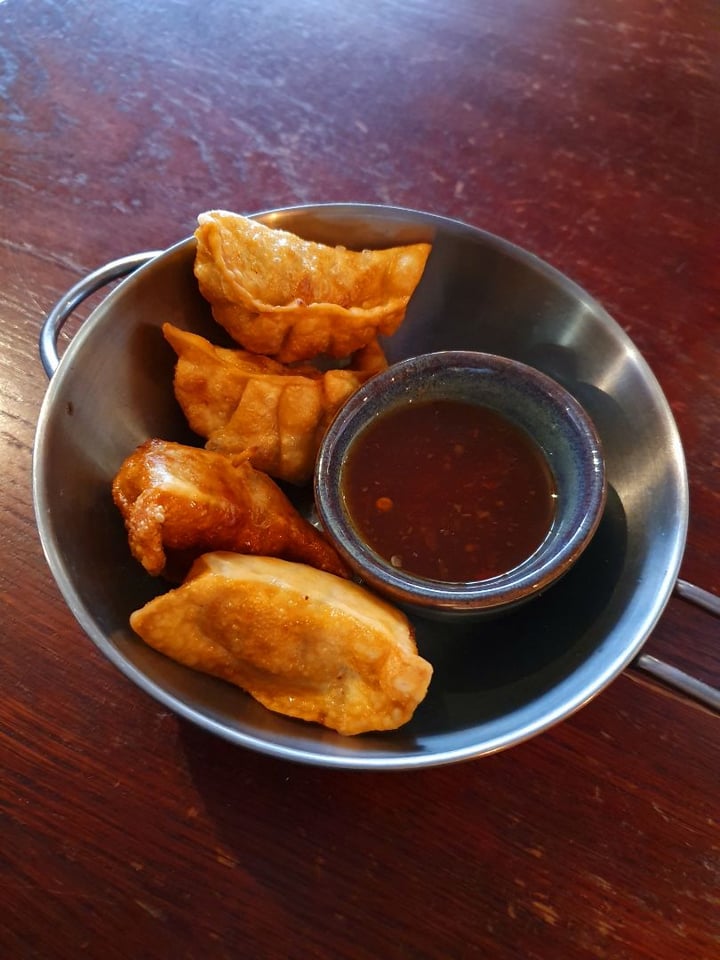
112,439 -> 348,579
163,323 -> 386,485
193,210 -> 431,362
130,553 -> 433,735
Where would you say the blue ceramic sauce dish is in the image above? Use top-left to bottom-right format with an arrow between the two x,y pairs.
314,351 -> 606,620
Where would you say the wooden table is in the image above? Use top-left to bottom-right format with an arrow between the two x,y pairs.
2,1 -> 718,957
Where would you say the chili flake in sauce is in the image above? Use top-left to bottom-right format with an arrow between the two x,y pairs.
341,399 -> 556,582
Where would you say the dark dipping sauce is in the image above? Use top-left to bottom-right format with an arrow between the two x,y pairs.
341,399 -> 557,582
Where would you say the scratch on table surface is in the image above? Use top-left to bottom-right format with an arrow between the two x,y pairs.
135,900 -> 166,921
531,900 -> 560,925
587,873 -> 615,894
0,236 -> 88,275
0,173 -> 35,193
595,918 -> 617,937
215,849 -> 238,869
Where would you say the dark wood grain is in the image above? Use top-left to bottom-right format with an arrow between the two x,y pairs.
1,1 -> 718,957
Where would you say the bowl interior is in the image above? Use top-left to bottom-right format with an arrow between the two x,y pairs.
33,203 -> 687,768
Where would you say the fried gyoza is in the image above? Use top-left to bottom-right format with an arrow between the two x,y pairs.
193,210 -> 432,363
130,553 -> 433,735
112,439 -> 348,579
163,323 -> 387,485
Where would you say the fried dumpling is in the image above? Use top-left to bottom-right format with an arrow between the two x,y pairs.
193,210 -> 431,363
164,323 -> 387,485
112,439 -> 348,579
130,553 -> 433,735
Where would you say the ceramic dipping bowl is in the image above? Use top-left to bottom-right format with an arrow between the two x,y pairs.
315,350 -> 607,620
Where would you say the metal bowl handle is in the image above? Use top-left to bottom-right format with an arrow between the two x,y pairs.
39,251 -> 162,378
632,579 -> 720,713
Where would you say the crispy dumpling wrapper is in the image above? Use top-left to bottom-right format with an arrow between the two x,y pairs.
163,323 -> 387,485
193,210 -> 431,363
112,439 -> 348,579
130,553 -> 433,736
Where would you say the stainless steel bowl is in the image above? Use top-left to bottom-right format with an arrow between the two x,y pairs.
33,203 -> 689,768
